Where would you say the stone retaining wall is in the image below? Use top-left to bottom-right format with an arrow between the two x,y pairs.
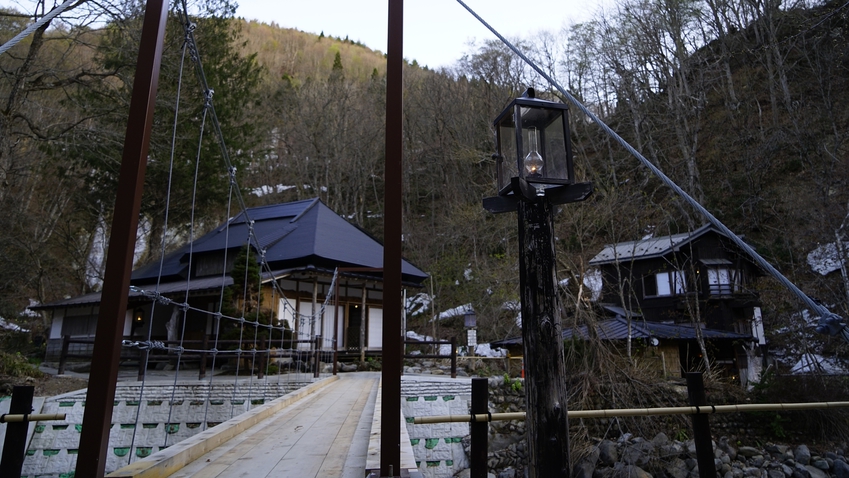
19,378 -> 312,477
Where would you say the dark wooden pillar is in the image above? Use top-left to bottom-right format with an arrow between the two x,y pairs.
382,0 -> 404,475
687,372 -> 717,478
470,378 -> 489,478
0,386 -> 34,477
75,0 -> 169,475
517,198 -> 571,478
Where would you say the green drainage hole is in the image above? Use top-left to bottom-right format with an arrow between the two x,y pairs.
146,400 -> 162,406
165,424 -> 180,434
120,424 -> 135,430
190,400 -> 204,406
43,449 -> 60,457
423,396 -> 437,401
75,424 -> 82,433
446,460 -> 454,466
59,473 -> 75,478
185,423 -> 201,429
135,447 -> 152,458
143,423 -> 158,429
405,417 -> 414,423
231,400 -> 245,405
406,397 -> 418,401
251,399 -> 264,405
67,449 -> 78,455
426,461 -> 440,467
210,400 -> 224,405
34,425 -> 45,433
113,447 -> 130,457
59,402 -> 75,407
207,422 -> 221,428
126,401 -> 140,406
52,425 -> 68,431
26,450 -> 36,456
410,439 -> 420,446
443,396 -> 455,401
425,438 -> 439,450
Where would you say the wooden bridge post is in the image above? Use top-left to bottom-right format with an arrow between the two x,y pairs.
686,372 -> 717,478
517,198 -> 571,478
313,335 -> 321,378
450,337 -> 457,379
0,385 -> 34,477
470,378 -> 489,478
58,335 -> 69,375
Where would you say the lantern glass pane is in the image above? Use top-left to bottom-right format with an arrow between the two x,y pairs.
498,122 -> 517,193
543,115 -> 568,181
519,107 -> 568,182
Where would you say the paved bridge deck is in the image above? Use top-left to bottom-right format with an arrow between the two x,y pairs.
167,372 -> 380,478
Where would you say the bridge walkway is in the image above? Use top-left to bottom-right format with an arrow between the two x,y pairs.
168,372 -> 379,478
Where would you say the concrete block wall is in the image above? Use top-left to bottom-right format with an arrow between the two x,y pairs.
401,377 -> 473,478
19,379 -> 312,478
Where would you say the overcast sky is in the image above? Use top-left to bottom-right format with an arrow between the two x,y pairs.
234,0 -> 600,69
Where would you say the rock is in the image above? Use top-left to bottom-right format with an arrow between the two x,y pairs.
739,447 -> 762,458
613,464 -> 652,478
497,468 -> 517,478
652,433 -> 670,447
768,469 -> 786,478
719,437 -> 739,460
811,459 -> 829,470
574,460 -> 596,478
795,445 -> 811,466
622,440 -> 654,467
743,467 -> 761,477
685,458 -> 698,470
781,464 -> 794,477
598,440 -> 619,466
804,466 -> 828,478
750,455 -> 766,467
792,463 -> 811,478
767,444 -> 789,455
339,362 -> 358,372
834,458 -> 849,478
665,458 -> 690,478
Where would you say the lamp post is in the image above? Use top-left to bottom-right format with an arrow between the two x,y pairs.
483,88 -> 592,477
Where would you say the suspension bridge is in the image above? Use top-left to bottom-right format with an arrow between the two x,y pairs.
2,0 -> 849,477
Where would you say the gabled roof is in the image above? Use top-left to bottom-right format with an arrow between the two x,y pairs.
491,316 -> 753,347
588,224 -> 721,266
133,198 -> 428,285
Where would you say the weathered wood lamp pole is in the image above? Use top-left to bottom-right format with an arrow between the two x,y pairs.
483,88 -> 592,477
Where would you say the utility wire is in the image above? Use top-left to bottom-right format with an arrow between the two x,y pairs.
455,0 -> 848,340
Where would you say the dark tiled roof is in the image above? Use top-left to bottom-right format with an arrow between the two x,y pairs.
589,224 -> 719,265
491,316 -> 753,347
132,198 -> 427,284
32,276 -> 234,309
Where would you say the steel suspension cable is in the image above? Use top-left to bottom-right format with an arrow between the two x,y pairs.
0,0 -> 77,56
455,0 -> 848,340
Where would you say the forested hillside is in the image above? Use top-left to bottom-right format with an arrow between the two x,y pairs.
1,0 -> 849,365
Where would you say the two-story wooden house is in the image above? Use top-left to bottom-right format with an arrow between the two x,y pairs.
588,224 -> 766,384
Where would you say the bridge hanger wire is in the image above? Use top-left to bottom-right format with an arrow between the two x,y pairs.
455,0 -> 848,341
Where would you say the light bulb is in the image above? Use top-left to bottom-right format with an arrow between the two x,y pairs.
523,126 -> 543,178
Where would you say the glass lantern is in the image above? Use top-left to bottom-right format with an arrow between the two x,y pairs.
494,88 -> 574,196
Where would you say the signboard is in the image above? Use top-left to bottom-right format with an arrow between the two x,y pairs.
467,329 -> 477,348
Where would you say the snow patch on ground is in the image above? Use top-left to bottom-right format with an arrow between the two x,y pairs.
405,330 -> 505,357
807,242 -> 848,276
790,353 -> 849,374
251,184 -> 297,197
